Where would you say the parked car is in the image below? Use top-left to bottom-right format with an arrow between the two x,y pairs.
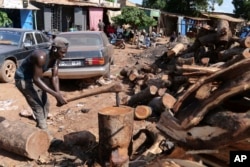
43,31 -> 114,79
0,28 -> 51,83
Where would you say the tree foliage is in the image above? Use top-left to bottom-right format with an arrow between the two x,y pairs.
141,0 -> 224,16
111,6 -> 157,29
0,11 -> 12,27
232,0 -> 250,20
142,0 -> 166,10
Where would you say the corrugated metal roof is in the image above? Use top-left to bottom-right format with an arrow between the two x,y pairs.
0,3 -> 39,10
31,0 -> 120,8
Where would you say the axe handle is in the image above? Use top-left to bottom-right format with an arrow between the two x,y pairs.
57,83 -> 123,107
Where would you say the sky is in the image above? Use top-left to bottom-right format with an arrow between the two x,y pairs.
129,0 -> 234,14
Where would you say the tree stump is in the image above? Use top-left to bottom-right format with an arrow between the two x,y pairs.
0,117 -> 50,160
98,106 -> 134,167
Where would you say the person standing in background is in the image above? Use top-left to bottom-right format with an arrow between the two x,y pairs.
98,19 -> 105,31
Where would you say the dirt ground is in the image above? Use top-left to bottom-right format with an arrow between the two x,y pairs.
0,40 -> 169,166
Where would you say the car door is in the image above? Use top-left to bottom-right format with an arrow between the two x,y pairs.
15,32 -> 37,66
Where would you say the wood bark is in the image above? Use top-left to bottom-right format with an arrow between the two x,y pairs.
157,110 -> 250,150
173,58 -> 250,129
0,117 -> 50,160
98,106 -> 134,167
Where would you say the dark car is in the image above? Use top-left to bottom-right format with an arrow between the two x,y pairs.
43,31 -> 114,79
0,28 -> 50,83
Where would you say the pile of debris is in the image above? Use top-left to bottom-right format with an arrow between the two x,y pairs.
119,19 -> 250,166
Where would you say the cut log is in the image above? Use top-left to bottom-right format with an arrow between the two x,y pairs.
98,106 -> 134,167
134,105 -> 152,120
239,36 -> 250,48
148,97 -> 165,116
128,68 -> 140,81
167,43 -> 185,57
127,85 -> 158,107
162,93 -> 177,109
63,130 -> 96,147
0,117 -> 50,160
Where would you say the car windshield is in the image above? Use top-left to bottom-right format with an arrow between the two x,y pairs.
0,30 -> 21,46
59,33 -> 102,46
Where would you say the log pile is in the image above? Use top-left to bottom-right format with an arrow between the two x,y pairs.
119,20 -> 250,166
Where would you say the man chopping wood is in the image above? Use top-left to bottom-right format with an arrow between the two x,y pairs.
14,37 -> 69,135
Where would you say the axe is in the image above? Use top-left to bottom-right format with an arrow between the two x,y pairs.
57,82 -> 123,107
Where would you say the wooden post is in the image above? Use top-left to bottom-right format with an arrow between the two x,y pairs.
98,106 -> 134,167
0,117 -> 50,160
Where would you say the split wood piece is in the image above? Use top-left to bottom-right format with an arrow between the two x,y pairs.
167,43 -> 185,57
98,106 -> 134,167
221,48 -> 250,68
174,59 -> 250,129
142,124 -> 167,156
127,85 -> 158,107
176,64 -> 221,74
158,109 -> 250,150
131,128 -> 156,160
0,117 -> 50,160
176,57 -> 195,66
239,36 -> 250,48
173,58 -> 250,113
134,105 -> 152,120
60,82 -> 123,106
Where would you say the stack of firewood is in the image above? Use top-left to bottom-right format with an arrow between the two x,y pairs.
119,19 -> 250,166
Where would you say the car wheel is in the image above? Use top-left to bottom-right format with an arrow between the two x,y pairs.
0,60 -> 16,83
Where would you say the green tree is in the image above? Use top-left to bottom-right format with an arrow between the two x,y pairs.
141,0 -> 224,16
0,11 -> 12,27
111,6 -> 157,29
232,0 -> 250,20
142,0 -> 166,10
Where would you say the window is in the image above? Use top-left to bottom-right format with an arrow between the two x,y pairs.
24,33 -> 35,45
35,33 -> 43,44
